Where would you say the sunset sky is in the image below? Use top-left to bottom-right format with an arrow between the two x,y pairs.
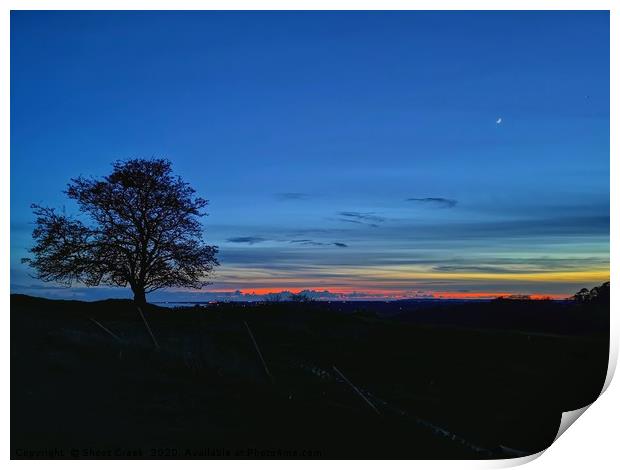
10,11 -> 609,301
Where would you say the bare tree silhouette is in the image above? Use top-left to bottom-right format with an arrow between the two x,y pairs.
22,159 -> 218,305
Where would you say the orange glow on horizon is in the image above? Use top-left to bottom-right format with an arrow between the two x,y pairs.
429,291 -> 567,300
208,287 -> 570,300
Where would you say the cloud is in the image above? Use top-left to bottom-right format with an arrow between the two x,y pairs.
338,211 -> 385,227
226,236 -> 267,244
406,197 -> 457,208
275,192 -> 310,201
339,211 -> 385,223
290,239 -> 324,246
290,239 -> 348,248
226,237 -> 347,248
432,265 -> 522,274
176,289 -> 429,302
146,289 -> 435,303
338,219 -> 380,228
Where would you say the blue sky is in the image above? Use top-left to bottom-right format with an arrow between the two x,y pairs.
11,11 -> 609,300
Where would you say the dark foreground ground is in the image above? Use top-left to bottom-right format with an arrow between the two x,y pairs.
11,295 -> 608,459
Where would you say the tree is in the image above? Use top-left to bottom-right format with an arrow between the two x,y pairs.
572,282 -> 609,304
573,288 -> 591,303
22,159 -> 219,305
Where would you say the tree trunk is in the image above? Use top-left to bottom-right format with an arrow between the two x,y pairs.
133,286 -> 147,305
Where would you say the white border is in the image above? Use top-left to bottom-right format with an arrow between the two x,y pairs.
0,1 -> 616,10
3,2 -> 616,468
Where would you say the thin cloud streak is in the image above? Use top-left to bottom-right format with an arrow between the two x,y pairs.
226,236 -> 348,248
275,192 -> 310,200
406,197 -> 458,208
339,211 -> 385,223
290,239 -> 348,247
226,236 -> 267,244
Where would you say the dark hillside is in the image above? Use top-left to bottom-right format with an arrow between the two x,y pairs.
11,295 -> 608,459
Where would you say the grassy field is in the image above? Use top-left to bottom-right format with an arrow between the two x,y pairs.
11,295 -> 608,459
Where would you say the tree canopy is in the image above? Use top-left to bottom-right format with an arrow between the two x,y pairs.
23,159 -> 218,304
572,281 -> 610,304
